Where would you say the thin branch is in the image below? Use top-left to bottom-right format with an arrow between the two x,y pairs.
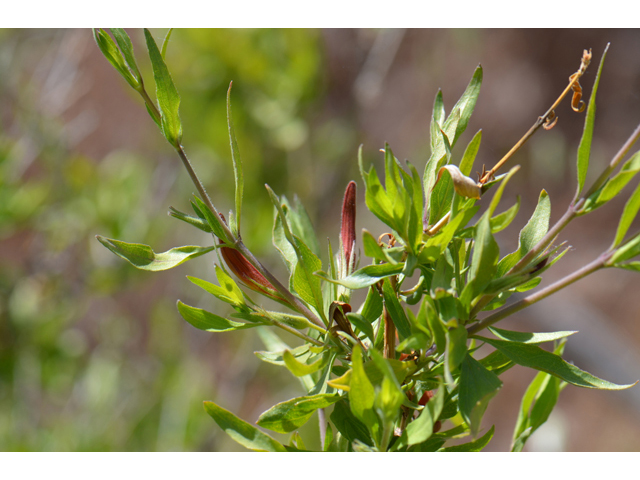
467,253 -> 608,336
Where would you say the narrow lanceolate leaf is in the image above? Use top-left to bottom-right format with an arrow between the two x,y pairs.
478,336 -> 637,390
330,400 -> 374,446
169,206 -> 212,233
93,29 -> 138,89
613,181 -> 640,247
161,28 -> 173,60
446,65 -> 483,147
349,346 -> 378,438
283,350 -> 328,377
227,82 -> 244,236
187,275 -> 245,308
256,394 -> 341,434
468,212 -> 500,295
110,28 -> 142,84
497,189 -> 551,275
144,28 -> 182,146
96,236 -> 214,271
582,151 -> 640,214
430,89 -> 445,152
441,425 -> 494,452
192,194 -> 234,245
316,263 -> 404,290
491,196 -> 521,234
577,44 -> 609,195
512,341 -> 566,452
458,353 -> 502,436
203,401 -> 286,452
459,130 -> 482,177
382,278 -> 412,340
487,327 -> 577,344
610,233 -> 640,264
176,301 -> 254,332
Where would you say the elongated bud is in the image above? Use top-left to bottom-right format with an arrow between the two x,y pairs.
218,214 -> 292,307
340,181 -> 357,275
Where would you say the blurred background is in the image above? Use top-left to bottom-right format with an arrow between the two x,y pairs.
1,28 -> 639,451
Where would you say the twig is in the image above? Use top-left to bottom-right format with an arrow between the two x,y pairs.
467,253 -> 609,335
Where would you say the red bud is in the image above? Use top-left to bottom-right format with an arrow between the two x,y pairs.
340,181 -> 357,275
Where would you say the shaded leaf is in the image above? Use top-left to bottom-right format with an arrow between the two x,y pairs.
441,425 -> 494,452
316,262 -> 404,290
459,353 -> 502,436
487,327 -> 577,344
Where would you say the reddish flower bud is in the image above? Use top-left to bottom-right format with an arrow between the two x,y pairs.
418,390 -> 434,406
340,181 -> 357,276
218,214 -> 291,307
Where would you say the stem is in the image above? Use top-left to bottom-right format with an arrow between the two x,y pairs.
268,317 -> 324,346
582,122 -> 640,199
138,87 -> 162,125
467,254 -> 607,336
176,145 -> 219,220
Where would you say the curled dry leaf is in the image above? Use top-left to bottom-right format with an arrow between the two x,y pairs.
436,165 -> 481,199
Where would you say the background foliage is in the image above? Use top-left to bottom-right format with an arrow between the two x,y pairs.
1,28 -> 639,451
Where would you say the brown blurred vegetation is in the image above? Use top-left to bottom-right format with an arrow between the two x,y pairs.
1,28 -> 639,451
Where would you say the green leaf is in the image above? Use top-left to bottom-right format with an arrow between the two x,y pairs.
487,166 -> 520,217
349,345 -> 379,441
169,206 -> 212,233
316,262 -> 404,290
468,212 -> 500,295
612,261 -> 640,272
227,82 -> 244,236
254,344 -> 310,366
176,301 -> 254,332
370,350 -> 405,424
478,336 -> 637,390
160,28 -> 173,60
256,393 -> 341,434
577,44 -> 609,195
93,29 -> 138,89
347,313 -> 375,343
487,327 -> 577,344
392,383 -> 444,451
382,278 -> 412,340
459,130 -> 482,177
446,65 -> 483,147
613,181 -> 640,247
611,233 -> 640,264
360,285 -> 383,323
582,151 -> 640,214
267,186 -> 325,321
203,401 -> 286,452
187,275 -> 244,308
192,196 -> 234,244
512,341 -> 566,452
291,238 -> 324,312
287,196 -> 321,258
441,425 -> 494,452
458,353 -> 502,436
272,205 -> 298,275
109,28 -> 142,85
444,323 -> 468,385
330,400 -> 373,446
283,350 -> 328,377
497,189 -> 551,275
491,196 -> 521,234
144,28 -> 182,146
430,89 -> 445,152
96,235 -> 215,271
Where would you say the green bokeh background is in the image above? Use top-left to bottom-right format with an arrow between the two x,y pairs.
1,28 -> 639,451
